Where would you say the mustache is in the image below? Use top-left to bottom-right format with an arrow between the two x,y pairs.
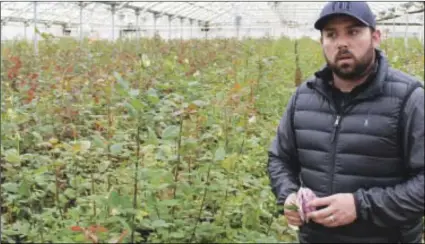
335,50 -> 354,60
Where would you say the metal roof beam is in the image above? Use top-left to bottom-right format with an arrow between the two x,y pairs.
377,7 -> 424,22
99,1 -> 206,24
154,3 -> 181,15
1,3 -> 34,22
2,16 -> 74,27
377,22 -> 423,26
184,8 -> 212,21
60,2 -> 92,23
165,4 -> 189,18
173,5 -> 200,18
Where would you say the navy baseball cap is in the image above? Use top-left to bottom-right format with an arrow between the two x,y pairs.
314,2 -> 376,30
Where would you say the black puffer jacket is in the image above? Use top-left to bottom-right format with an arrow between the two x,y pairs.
268,50 -> 424,243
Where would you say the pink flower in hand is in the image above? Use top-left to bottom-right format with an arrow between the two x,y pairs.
296,187 -> 317,223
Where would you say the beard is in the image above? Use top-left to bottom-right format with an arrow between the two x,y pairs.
325,44 -> 375,81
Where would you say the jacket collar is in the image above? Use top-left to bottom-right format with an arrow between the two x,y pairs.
307,49 -> 388,101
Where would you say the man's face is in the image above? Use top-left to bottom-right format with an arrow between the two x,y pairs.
320,15 -> 381,80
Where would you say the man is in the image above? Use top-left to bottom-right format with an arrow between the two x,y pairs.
267,2 -> 424,243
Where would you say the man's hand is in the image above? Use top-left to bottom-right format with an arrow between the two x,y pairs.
283,192 -> 303,227
305,193 -> 357,228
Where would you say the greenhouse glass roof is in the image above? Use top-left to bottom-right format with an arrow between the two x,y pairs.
1,1 -> 423,41
1,1 -> 424,28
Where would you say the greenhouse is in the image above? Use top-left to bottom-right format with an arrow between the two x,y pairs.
1,2 -> 424,42
1,1 -> 424,243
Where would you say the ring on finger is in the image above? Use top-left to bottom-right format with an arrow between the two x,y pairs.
328,215 -> 336,223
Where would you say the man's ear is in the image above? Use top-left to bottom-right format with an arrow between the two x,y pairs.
371,28 -> 381,48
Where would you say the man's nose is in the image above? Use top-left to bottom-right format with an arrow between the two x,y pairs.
336,35 -> 349,48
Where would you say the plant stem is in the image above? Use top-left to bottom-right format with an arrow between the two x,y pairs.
91,171 -> 96,217
224,107 -> 229,151
131,117 -> 141,243
188,156 -> 192,185
266,213 -> 274,236
219,137 -> 245,222
189,162 -> 212,243
106,76 -> 113,218
54,167 -> 64,222
255,56 -> 264,108
168,114 -> 184,241
172,114 -> 184,202
107,174 -> 111,218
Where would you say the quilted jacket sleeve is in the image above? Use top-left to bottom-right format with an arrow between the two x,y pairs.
353,84 -> 425,227
267,92 -> 301,207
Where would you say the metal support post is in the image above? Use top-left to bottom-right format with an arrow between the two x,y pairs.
190,19 -> 193,39
111,4 -> 116,41
79,2 -> 84,42
168,15 -> 172,40
34,1 -> 38,56
135,9 -> 140,40
180,17 -> 184,40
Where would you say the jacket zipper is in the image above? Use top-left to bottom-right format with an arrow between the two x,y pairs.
330,114 -> 341,194
331,115 -> 341,143
328,100 -> 368,194
309,81 -> 378,195
309,85 -> 341,195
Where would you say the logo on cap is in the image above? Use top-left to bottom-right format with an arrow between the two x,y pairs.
332,2 -> 351,11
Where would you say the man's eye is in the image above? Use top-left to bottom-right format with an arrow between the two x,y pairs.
326,32 -> 336,38
349,29 -> 359,35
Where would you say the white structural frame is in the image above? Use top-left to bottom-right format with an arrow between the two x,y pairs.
1,1 -> 423,52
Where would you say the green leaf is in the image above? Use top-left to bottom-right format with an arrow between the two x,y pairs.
18,180 -> 31,197
130,99 -> 144,111
161,199 -> 180,207
147,127 -> 158,145
64,188 -> 76,199
192,100 -> 207,107
124,102 -> 137,117
116,85 -> 129,97
109,191 -> 121,207
79,140 -> 91,152
162,125 -> 180,140
47,182 -> 56,193
221,153 -> 238,172
165,59 -> 174,71
3,182 -> 19,193
170,231 -> 185,239
142,54 -> 151,68
108,216 -> 132,231
151,219 -> 170,228
98,161 -> 111,173
147,88 -> 158,98
4,149 -> 20,164
146,88 -> 160,105
120,195 -> 132,209
31,131 -> 43,143
110,143 -> 124,155
284,203 -> 298,211
34,165 -> 49,175
72,140 -> 91,153
92,134 -> 106,149
214,146 -> 226,161
129,89 -> 140,98
114,72 -> 129,90
184,138 -> 198,149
